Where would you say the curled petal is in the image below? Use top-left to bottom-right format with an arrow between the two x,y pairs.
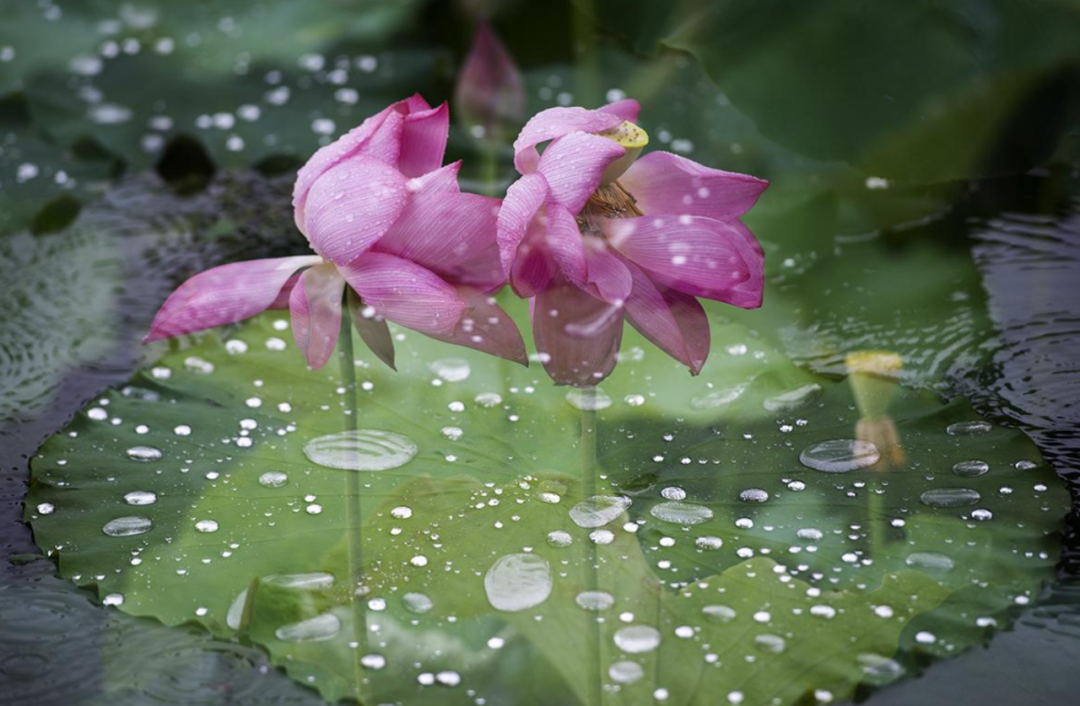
513,106 -> 624,173
341,253 -> 466,335
375,162 -> 503,290
720,219 -> 766,308
347,290 -> 396,370
619,151 -> 769,223
293,105 -> 396,230
537,132 -> 625,214
398,102 -> 450,178
584,246 -> 632,305
302,158 -> 410,266
622,259 -> 710,374
289,264 -> 345,370
531,275 -> 624,387
269,273 -> 300,309
604,215 -> 761,306
497,172 -> 549,274
601,98 -> 641,123
145,256 -> 322,342
426,293 -> 528,365
545,204 -> 587,284
510,218 -> 555,298
454,22 -> 526,139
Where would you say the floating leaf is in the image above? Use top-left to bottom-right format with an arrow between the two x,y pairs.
27,308 -> 1069,704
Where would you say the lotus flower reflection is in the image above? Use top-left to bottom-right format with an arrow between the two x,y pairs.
146,95 -> 527,370
146,95 -> 768,384
498,100 -> 768,385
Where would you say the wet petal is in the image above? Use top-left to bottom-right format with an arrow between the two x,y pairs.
585,245 -> 632,304
292,105 -> 397,230
398,102 -> 449,178
497,172 -> 549,274
510,219 -> 556,298
601,98 -> 641,123
426,293 -> 528,365
618,151 -> 769,222
347,292 -> 396,370
341,253 -> 465,335
269,273 -> 300,309
289,264 -> 345,370
604,215 -> 758,305
531,275 -> 624,387
302,158 -> 410,266
545,204 -> 587,284
513,106 -> 624,173
375,162 -> 503,290
537,132 -> 625,214
622,259 -> 710,374
145,256 -> 321,342
454,21 -> 526,139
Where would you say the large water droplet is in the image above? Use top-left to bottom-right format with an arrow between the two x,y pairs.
858,653 -> 906,684
259,471 -> 289,488
609,660 -> 644,684
565,388 -> 612,411
102,516 -> 153,537
689,384 -> 746,410
484,553 -> 552,612
430,358 -> 471,382
275,613 -> 341,642
951,460 -> 989,478
303,430 -> 417,471
904,552 -> 955,572
575,591 -> 615,611
402,592 -> 434,614
763,383 -> 821,412
920,488 -> 980,508
569,495 -> 631,528
799,439 -> 880,472
702,605 -> 736,623
195,519 -> 219,533
738,488 -> 769,503
124,491 -> 157,506
126,446 -> 162,462
613,625 -> 661,653
649,501 -> 713,525
946,420 -> 993,436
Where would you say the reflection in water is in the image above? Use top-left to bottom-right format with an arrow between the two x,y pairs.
846,350 -> 906,468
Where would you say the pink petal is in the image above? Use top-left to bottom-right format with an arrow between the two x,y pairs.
289,264 -> 345,370
618,151 -> 769,222
531,275 -> 624,387
358,108 -> 405,165
621,259 -> 710,374
720,219 -> 766,308
426,293 -> 528,365
604,215 -> 759,305
374,162 -> 503,290
510,218 -> 556,297
340,253 -> 466,335
544,204 -> 587,283
513,107 -> 624,173
536,132 -> 625,214
145,255 -> 321,342
601,98 -> 641,123
398,102 -> 449,178
269,273 -> 300,309
292,105 -> 396,231
454,22 -> 526,138
348,295 -> 396,370
403,94 -> 432,112
584,245 -> 632,304
497,172 -> 549,274
301,158 -> 410,267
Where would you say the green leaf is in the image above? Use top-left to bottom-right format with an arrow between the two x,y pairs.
583,0 -> 1080,182
27,309 -> 1069,704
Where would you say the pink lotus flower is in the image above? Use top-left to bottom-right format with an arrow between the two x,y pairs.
146,95 -> 526,370
498,100 -> 768,386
